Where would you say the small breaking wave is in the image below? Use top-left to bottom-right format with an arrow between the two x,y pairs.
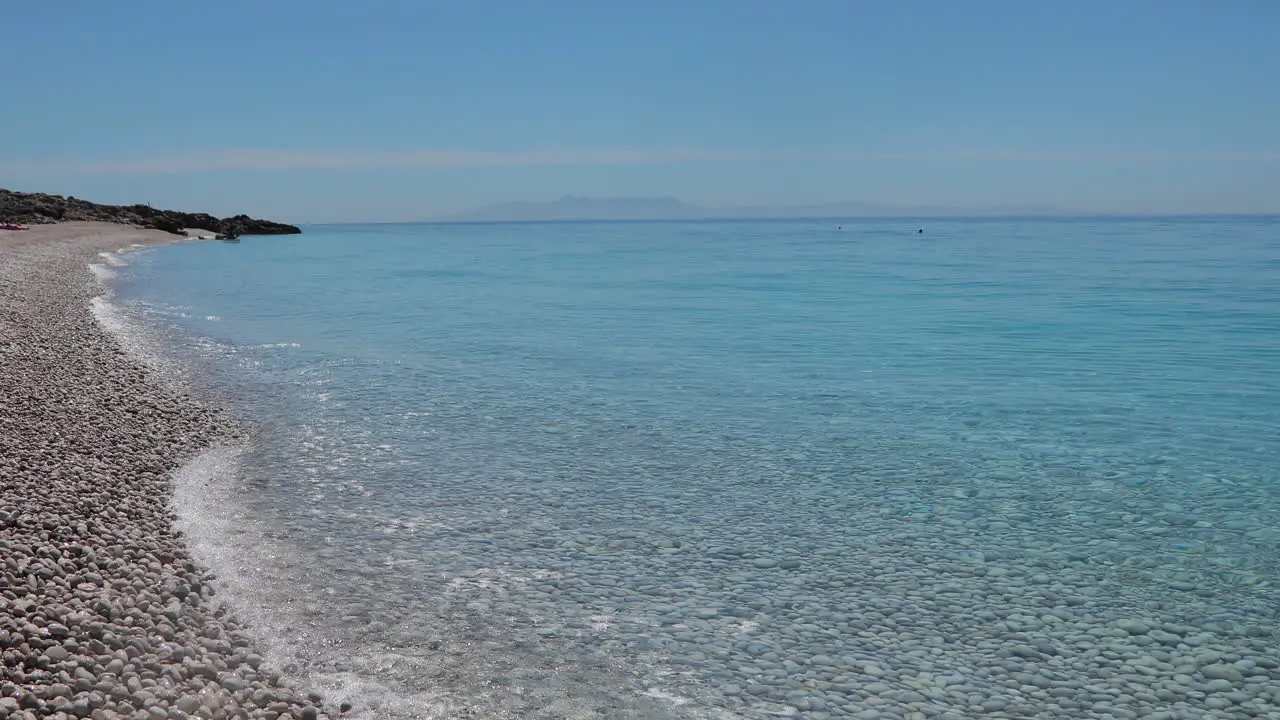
171,447 -> 460,719
88,263 -> 117,281
98,250 -> 130,267
87,253 -> 197,392
88,296 -> 172,372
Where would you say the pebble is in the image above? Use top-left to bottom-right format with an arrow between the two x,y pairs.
1114,619 -> 1151,635
43,646 -> 69,662
1202,664 -> 1242,682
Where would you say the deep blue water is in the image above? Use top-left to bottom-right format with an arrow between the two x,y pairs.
103,218 -> 1280,719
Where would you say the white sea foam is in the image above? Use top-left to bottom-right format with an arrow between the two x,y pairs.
98,250 -> 130,267
89,296 -> 150,360
88,263 -> 117,281
86,248 -> 212,390
171,448 -> 289,657
86,248 -> 129,294
88,295 -> 124,332
171,447 -> 460,720
89,292 -> 191,385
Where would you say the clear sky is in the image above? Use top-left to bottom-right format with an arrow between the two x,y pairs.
2,1 -> 1278,221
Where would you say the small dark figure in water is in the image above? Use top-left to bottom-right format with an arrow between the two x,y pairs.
917,228 -> 924,234
837,225 -> 843,231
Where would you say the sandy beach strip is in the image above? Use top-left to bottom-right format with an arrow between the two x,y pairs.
1,223 -> 328,720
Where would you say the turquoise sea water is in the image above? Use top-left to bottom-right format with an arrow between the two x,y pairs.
103,218 -> 1279,719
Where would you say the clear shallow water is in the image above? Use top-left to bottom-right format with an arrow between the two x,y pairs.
105,218 -> 1280,719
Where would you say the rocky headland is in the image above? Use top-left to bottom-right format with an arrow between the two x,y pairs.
0,191 -> 300,239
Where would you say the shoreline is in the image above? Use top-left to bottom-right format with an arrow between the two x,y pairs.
1,223 -> 330,720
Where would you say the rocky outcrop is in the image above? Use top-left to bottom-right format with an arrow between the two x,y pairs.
0,189 -> 301,237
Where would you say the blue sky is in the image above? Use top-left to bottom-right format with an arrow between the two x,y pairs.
2,1 -> 1278,221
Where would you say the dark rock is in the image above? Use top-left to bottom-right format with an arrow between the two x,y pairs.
0,188 -> 301,237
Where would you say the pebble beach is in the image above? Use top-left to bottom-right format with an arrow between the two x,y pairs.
0,224 -> 328,720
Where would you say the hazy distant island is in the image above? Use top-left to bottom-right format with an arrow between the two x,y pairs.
431,195 -> 1084,223
0,188 -> 302,238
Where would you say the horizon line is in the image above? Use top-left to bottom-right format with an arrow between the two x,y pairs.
300,211 -> 1280,227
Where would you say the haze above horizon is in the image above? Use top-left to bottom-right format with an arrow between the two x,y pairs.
2,1 -> 1278,222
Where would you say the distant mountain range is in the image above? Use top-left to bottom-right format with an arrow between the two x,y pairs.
430,196 -> 1085,222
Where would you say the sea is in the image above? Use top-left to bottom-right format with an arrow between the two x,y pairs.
94,217 -> 1280,719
